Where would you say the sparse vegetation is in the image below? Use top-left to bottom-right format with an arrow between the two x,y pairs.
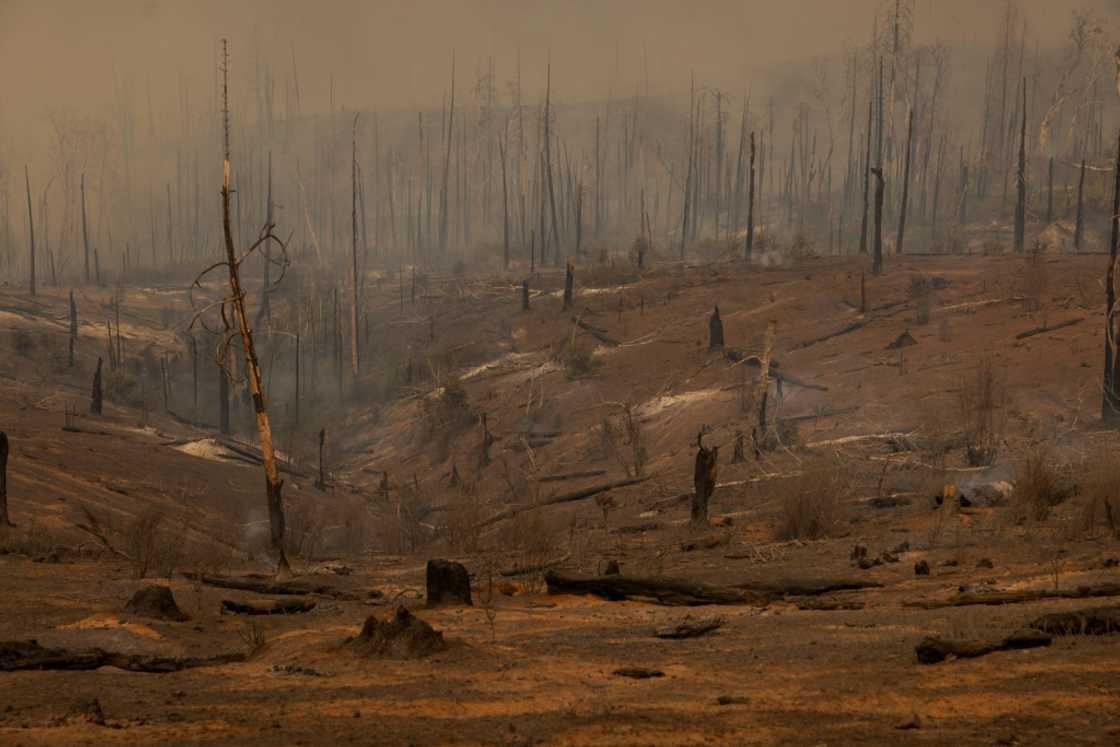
773,460 -> 851,541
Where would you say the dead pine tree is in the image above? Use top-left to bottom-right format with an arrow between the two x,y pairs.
315,428 -> 326,490
1102,129 -> 1120,424
191,40 -> 292,578
746,131 -> 756,261
0,431 -> 10,527
1075,159 -> 1086,251
871,168 -> 885,276
81,173 -> 91,283
24,166 -> 35,296
479,412 -> 494,467
562,261 -> 574,310
748,320 -> 777,458
896,108 -> 914,255
68,290 -> 77,367
350,114 -> 361,384
691,432 -> 718,526
522,278 -> 530,311
1013,78 -> 1027,253
90,357 -> 103,415
708,306 -> 725,351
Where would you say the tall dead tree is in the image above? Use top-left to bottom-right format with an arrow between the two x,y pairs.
748,320 -> 777,457
81,173 -> 90,283
691,432 -> 718,526
746,131 -> 756,261
1103,129 -> 1120,423
871,167 -> 885,275
1013,78 -> 1027,253
68,290 -> 77,367
195,40 -> 291,577
24,166 -> 35,296
438,56 -> 455,257
498,128 -> 510,269
562,261 -> 574,310
1075,159 -> 1086,251
859,90 -> 873,254
896,108 -> 914,255
0,431 -> 9,527
90,357 -> 103,415
350,114 -> 361,382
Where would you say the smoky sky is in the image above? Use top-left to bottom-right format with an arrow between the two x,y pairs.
2,0 -> 1115,149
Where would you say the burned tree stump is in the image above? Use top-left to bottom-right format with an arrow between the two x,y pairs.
708,306 -> 725,351
124,586 -> 189,622
90,357 -> 103,415
0,431 -> 9,526
346,606 -> 445,660
426,559 -> 473,608
691,432 -> 718,526
562,261 -> 574,310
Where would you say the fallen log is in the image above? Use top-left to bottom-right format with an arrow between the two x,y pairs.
538,469 -> 608,483
905,583 -> 1120,609
499,553 -> 571,577
915,629 -> 1051,664
221,598 -> 316,615
737,578 -> 884,597
544,571 -> 765,606
797,598 -> 865,611
613,667 -> 664,678
0,639 -> 246,672
574,318 -> 620,347
182,573 -> 361,601
1029,606 -> 1120,636
654,616 -> 725,638
1015,316 -> 1084,340
792,321 -> 867,351
478,476 -> 649,528
806,431 -> 916,449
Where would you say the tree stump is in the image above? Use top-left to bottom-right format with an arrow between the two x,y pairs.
124,586 -> 189,622
346,606 -> 445,659
426,559 -> 473,607
90,357 -> 103,415
708,306 -> 725,351
691,433 -> 718,526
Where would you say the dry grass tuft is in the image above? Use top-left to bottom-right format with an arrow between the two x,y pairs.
773,459 -> 851,541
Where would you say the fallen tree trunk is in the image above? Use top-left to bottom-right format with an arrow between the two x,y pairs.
735,577 -> 884,597
0,640 -> 246,672
1029,606 -> 1120,635
915,629 -> 1052,664
544,571 -> 766,606
792,321 -> 867,351
905,583 -> 1120,610
221,598 -> 316,615
183,573 -> 361,601
1015,316 -> 1084,340
539,469 -> 608,483
478,476 -> 649,528
654,616 -> 725,638
574,317 -> 620,347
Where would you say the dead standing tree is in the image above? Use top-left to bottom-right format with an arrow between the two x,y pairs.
191,40 -> 293,578
0,431 -> 10,527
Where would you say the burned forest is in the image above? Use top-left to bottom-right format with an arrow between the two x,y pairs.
1,0 -> 1120,744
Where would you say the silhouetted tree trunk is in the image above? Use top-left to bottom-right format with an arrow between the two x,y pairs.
896,109 -> 914,255
562,261 -> 574,310
708,306 -> 724,351
859,89 -> 873,255
1046,156 -> 1054,226
68,290 -> 77,367
1014,78 -> 1027,253
1103,130 -> 1120,424
691,432 -> 718,526
90,357 -> 103,415
316,428 -> 326,489
81,173 -> 90,283
522,278 -> 529,311
1075,159 -> 1086,251
872,168 -> 885,275
0,431 -> 10,527
746,131 -> 756,261
24,166 -> 35,296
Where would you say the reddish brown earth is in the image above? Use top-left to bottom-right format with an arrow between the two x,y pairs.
1,250 -> 1119,745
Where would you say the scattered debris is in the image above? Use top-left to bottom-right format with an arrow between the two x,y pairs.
544,571 -> 762,606
797,598 -> 865,611
716,695 -> 750,706
886,330 -> 918,350
0,640 -> 245,672
1029,606 -> 1120,636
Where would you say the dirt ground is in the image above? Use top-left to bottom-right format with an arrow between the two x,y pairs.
1,249 -> 1119,745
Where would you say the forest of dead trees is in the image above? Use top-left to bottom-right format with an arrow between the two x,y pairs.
3,3 -> 1120,568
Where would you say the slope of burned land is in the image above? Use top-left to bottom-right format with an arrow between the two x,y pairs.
1,252 -> 1119,745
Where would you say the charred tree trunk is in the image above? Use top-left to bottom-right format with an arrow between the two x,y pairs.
24,166 -> 35,296
522,278 -> 530,311
1046,156 -> 1054,226
708,306 -> 725,351
562,261 -> 574,310
1014,78 -> 1027,253
1075,159 -> 1086,251
872,168 -> 885,275
896,109 -> 914,255
859,92 -> 873,254
1103,130 -> 1120,424
691,432 -> 718,526
499,130 -> 510,269
749,320 -> 777,457
316,428 -> 326,489
81,173 -> 90,283
217,42 -> 291,577
68,290 -> 77,367
218,357 -> 230,435
90,357 -> 103,415
0,431 -> 9,527
350,115 -> 361,384
746,131 -> 756,261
